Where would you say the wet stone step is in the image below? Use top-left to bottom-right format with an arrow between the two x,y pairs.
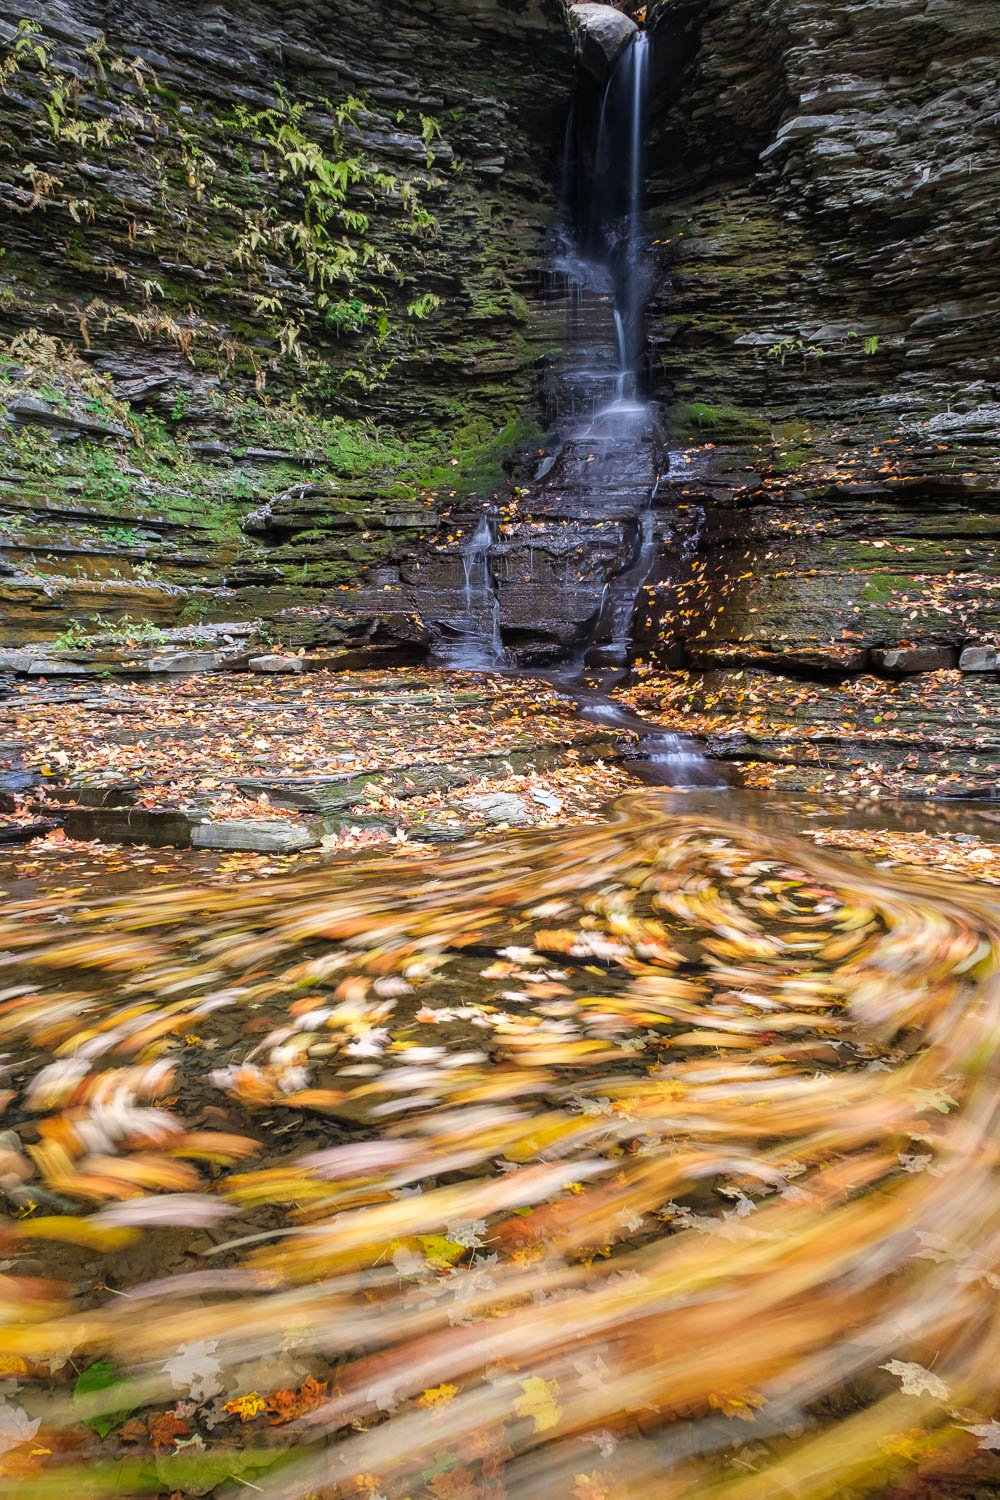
191,820 -> 319,854
56,806 -> 202,847
0,819 -> 57,845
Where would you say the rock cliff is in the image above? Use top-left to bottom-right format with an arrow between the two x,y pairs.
641,0 -> 1000,677
0,0 -> 568,641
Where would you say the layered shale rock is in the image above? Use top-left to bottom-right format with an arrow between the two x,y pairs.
639,0 -> 1000,679
0,0 -> 568,641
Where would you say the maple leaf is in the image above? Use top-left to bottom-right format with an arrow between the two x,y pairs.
708,1389 -> 766,1421
418,1233 -> 466,1268
445,1219 -> 487,1249
418,1383 -> 459,1408
513,1376 -> 561,1432
162,1340 -> 224,1403
148,1412 -> 191,1453
73,1359 -> 138,1437
266,1375 -> 328,1424
0,1401 -> 40,1455
223,1391 -> 266,1422
427,1468 -> 477,1499
265,1388 -> 299,1425
963,1419 -> 1000,1451
879,1361 -> 950,1399
295,1374 -> 328,1414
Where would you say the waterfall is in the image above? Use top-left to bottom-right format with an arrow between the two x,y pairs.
623,32 -> 649,394
425,20 -> 714,786
587,30 -> 651,403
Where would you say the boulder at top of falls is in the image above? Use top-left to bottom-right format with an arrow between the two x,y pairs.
568,3 -> 638,80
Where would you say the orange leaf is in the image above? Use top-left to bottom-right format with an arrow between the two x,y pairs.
149,1412 -> 190,1453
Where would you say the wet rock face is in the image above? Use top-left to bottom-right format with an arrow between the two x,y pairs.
636,0 -> 1000,678
0,0 -> 569,641
648,0 -> 1000,421
351,264 -> 665,668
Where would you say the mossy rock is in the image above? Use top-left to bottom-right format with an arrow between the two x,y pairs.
671,401 -> 771,443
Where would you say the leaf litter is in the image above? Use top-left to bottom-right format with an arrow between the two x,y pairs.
0,791 -> 995,1495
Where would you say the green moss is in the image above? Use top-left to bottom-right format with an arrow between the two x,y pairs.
771,447 -> 812,473
860,573 -> 912,604
671,401 -> 771,443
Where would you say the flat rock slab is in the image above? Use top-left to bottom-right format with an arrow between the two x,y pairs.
3,668 -> 636,853
191,819 -> 319,853
248,655 -> 304,673
460,792 -> 534,825
148,652 -> 229,674
25,660 -> 103,678
40,779 -> 138,809
873,646 -> 958,673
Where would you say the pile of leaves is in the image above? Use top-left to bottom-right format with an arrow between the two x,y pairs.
0,794 -> 997,1495
802,824 -> 1000,885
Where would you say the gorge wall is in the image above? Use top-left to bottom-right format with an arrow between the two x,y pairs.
344,0 -> 1000,703
0,0 -> 568,644
640,0 -> 1000,677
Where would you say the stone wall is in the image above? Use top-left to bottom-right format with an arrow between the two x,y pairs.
0,0 -> 569,641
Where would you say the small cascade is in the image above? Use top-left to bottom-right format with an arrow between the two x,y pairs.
588,502 -> 658,667
433,512 -> 505,670
573,694 -> 726,789
461,513 -> 492,608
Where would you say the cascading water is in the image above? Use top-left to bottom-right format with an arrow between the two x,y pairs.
612,30 -> 650,399
434,512 -> 505,671
555,28 -> 652,412
545,26 -> 719,785
428,19 -> 718,785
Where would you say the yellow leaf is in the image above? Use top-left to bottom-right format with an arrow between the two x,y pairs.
417,1234 -> 465,1268
708,1389 -> 766,1421
514,1376 -> 561,1432
223,1391 -> 266,1422
418,1383 -> 459,1408
12,1216 -> 137,1251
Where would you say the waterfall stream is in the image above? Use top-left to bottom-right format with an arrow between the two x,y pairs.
432,24 -> 715,785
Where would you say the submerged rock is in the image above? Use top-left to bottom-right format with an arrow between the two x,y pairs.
568,3 -> 637,79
